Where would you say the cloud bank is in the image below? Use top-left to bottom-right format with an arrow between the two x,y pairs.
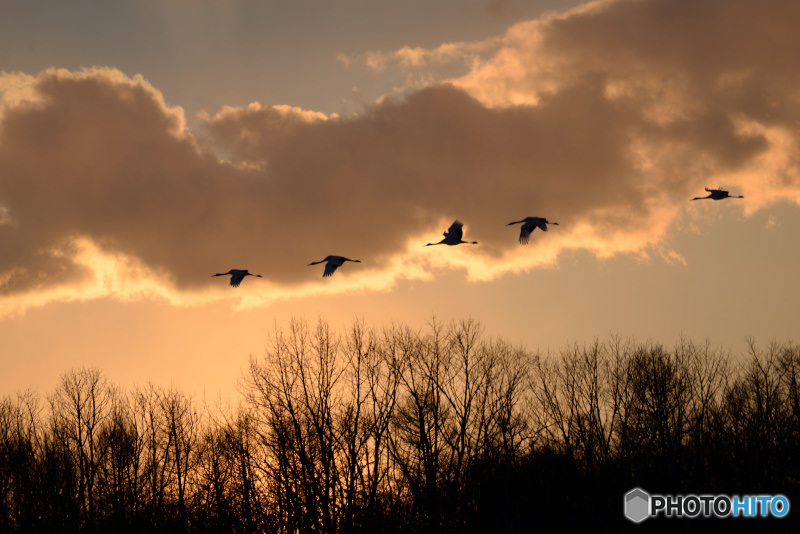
2,0 -> 800,315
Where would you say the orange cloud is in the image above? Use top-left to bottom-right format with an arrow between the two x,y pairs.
3,0 -> 800,316
338,38 -> 503,74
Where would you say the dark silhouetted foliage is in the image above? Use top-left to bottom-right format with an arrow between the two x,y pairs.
1,319 -> 798,532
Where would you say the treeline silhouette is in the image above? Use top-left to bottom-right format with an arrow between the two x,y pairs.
1,318 -> 799,533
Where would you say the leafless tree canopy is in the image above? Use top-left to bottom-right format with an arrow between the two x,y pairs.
1,320 -> 798,532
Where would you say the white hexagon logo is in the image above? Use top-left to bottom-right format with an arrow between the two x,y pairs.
625,487 -> 650,523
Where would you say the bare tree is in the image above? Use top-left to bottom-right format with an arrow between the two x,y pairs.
387,319 -> 451,530
245,318 -> 345,533
130,383 -> 173,529
196,404 -> 262,534
335,319 -> 377,533
0,390 -> 46,531
678,338 -> 729,480
195,415 -> 236,532
49,367 -> 111,531
160,388 -> 200,532
4,323 -> 800,533
95,387 -> 144,530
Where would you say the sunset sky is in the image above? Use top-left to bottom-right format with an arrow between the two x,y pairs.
2,0 -> 799,400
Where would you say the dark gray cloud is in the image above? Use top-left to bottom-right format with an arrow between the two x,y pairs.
0,68 -> 649,296
2,0 -> 799,305
458,0 -> 800,186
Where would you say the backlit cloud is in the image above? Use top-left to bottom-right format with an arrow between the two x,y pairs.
338,38 -> 502,74
2,0 -> 800,316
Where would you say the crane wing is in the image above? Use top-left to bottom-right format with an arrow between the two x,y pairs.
519,224 -> 533,244
229,273 -> 245,287
323,261 -> 339,277
446,220 -> 464,241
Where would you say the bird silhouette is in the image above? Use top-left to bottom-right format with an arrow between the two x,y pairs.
506,217 -> 558,244
308,255 -> 361,277
691,187 -> 744,201
425,220 -> 478,246
212,269 -> 262,287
